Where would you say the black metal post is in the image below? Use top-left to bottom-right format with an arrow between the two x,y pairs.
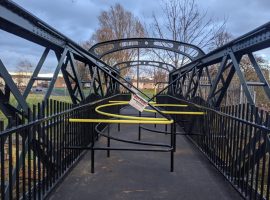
107,124 -> 110,157
91,123 -> 95,173
170,121 -> 175,172
118,105 -> 120,132
138,112 -> 141,141
154,113 -> 157,128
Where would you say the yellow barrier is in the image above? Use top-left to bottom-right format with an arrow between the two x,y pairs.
69,100 -> 205,125
143,109 -> 205,115
108,101 -> 188,107
148,104 -> 188,107
107,101 -> 203,115
69,118 -> 173,124
95,102 -> 166,121
108,100 -> 157,104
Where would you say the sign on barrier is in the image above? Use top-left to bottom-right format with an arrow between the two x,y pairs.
129,93 -> 148,112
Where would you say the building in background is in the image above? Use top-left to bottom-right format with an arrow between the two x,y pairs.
8,72 -> 65,89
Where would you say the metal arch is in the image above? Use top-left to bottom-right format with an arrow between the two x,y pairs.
89,38 -> 205,61
113,60 -> 176,72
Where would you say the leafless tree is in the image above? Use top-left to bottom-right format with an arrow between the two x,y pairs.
150,0 -> 227,68
212,31 -> 233,49
88,3 -> 145,76
16,59 -> 33,88
207,31 -> 233,78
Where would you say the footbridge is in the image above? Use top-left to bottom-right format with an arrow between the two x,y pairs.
0,1 -> 270,200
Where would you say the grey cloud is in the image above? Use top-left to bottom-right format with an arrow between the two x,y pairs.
1,0 -> 269,71
198,0 -> 270,37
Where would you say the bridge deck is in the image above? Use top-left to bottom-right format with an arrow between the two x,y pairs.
48,107 -> 241,200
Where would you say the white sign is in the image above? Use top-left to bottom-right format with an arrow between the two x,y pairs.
129,94 -> 148,112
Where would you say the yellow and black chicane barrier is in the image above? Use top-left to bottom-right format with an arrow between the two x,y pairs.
68,100 -> 206,173
69,101 -> 205,124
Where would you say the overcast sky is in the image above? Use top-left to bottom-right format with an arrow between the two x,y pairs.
1,0 -> 270,72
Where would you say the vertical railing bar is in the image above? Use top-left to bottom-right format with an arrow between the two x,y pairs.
21,112 -> 26,200
32,105 -> 37,200
53,100 -> 57,183
58,101 -> 61,177
266,111 -> 270,200
41,101 -> 45,196
225,105 -> 230,173
230,105 -> 237,181
259,111 -> 268,200
254,109 -> 264,200
224,106 -> 229,175
226,105 -> 232,178
209,109 -> 214,162
60,102 -> 63,174
243,103 -> 250,196
219,109 -> 223,168
8,117 -> 13,200
1,120 -> 5,200
235,104 -> 241,185
219,107 -> 224,173
238,103 -> 245,190
37,103 -> 41,200
49,99 -> 53,187
69,103 -> 72,167
246,104 -> 254,197
27,108 -> 32,200
250,106 -> 258,198
15,115 -> 20,200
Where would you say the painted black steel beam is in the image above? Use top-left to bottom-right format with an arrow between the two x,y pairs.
113,60 -> 176,71
169,22 -> 270,106
170,22 -> 270,77
89,38 -> 205,61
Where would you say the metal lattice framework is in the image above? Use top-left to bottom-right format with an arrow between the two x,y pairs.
113,60 -> 176,72
168,22 -> 270,107
0,1 -> 125,122
166,23 -> 270,187
89,38 -> 205,61
1,1 -> 270,199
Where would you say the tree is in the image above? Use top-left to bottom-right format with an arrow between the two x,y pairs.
16,59 -> 33,88
208,31 -> 233,78
150,0 -> 227,68
88,4 -> 145,76
239,55 -> 269,105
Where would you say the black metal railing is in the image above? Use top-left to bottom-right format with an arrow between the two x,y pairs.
0,94 -> 129,200
158,95 -> 270,200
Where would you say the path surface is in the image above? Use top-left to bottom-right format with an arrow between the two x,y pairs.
49,107 -> 241,200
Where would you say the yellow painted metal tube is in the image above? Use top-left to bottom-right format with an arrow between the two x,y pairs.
98,102 -> 204,117
108,101 -> 188,107
69,118 -> 173,124
109,100 -> 157,104
150,104 -> 188,107
95,102 -> 167,121
143,109 -> 206,115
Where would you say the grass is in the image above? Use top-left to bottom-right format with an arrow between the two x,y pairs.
0,93 -> 71,127
0,88 -> 156,127
140,89 -> 155,99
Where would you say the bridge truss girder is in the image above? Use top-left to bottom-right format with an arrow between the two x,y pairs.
113,60 -> 176,72
89,38 -> 205,61
0,1 -> 123,123
0,2 -> 129,197
169,22 -> 270,107
168,22 -> 270,181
